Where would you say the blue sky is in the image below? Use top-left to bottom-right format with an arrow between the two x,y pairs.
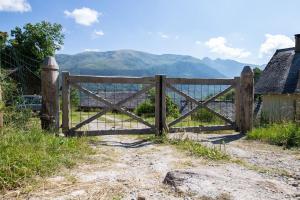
0,0 -> 300,64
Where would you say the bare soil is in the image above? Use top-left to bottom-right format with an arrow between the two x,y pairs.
2,132 -> 299,200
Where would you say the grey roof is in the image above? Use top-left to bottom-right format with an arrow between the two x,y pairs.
79,92 -> 147,109
255,47 -> 300,94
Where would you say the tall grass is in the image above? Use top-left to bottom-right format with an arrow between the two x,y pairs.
247,122 -> 300,148
0,124 -> 93,190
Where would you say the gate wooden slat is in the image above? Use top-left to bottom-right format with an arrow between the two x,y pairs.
169,125 -> 234,133
167,78 -> 235,85
71,83 -> 155,129
70,84 -> 154,131
74,128 -> 154,136
69,75 -> 155,84
167,83 -> 234,127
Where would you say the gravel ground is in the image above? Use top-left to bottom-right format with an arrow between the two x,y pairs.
3,130 -> 299,200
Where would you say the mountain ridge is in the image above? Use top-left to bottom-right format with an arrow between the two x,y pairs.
56,49 -> 261,78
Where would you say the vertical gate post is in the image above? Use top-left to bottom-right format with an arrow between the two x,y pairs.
62,71 -> 70,134
240,66 -> 254,133
155,75 -> 166,136
41,56 -> 60,131
234,76 -> 241,131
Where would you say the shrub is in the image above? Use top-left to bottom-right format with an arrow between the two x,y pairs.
135,89 -> 180,118
247,122 -> 300,148
191,108 -> 217,122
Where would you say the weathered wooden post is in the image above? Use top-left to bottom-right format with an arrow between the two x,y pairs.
234,76 -> 241,131
61,71 -> 70,134
41,56 -> 60,131
155,75 -> 166,136
240,66 -> 254,133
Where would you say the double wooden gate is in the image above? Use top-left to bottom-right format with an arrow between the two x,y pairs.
61,66 -> 254,136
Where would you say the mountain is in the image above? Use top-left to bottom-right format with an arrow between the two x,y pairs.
201,57 -> 262,77
56,50 -> 259,78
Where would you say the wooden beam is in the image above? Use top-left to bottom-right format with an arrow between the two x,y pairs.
62,71 -> 70,133
166,78 -> 235,85
240,66 -> 254,133
169,125 -> 234,133
41,57 -> 60,131
234,77 -> 241,131
73,128 -> 154,136
69,75 -> 155,84
71,83 -> 155,128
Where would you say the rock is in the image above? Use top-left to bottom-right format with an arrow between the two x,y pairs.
137,195 -> 146,200
163,171 -> 198,189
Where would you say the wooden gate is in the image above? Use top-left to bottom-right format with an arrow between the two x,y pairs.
60,67 -> 253,136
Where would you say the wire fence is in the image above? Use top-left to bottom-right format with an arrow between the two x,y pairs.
70,82 -> 155,131
166,84 -> 235,128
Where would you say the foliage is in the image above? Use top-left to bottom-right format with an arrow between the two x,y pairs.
1,21 -> 64,74
70,88 -> 80,107
148,135 -> 229,160
247,122 -> 300,148
253,67 -> 262,83
0,32 -> 8,49
9,21 -> 64,60
0,123 -> 93,190
135,89 -> 180,118
191,108 -> 218,122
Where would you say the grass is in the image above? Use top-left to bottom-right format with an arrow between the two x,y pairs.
147,135 -> 229,160
0,123 -> 94,191
247,122 -> 300,148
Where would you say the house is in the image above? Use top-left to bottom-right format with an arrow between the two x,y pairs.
255,34 -> 300,122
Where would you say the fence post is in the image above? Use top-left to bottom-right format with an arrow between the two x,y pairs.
240,66 -> 254,133
62,71 -> 70,134
155,75 -> 166,136
234,76 -> 241,131
41,56 -> 60,131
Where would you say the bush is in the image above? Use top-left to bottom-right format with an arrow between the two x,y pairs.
135,89 -> 180,118
0,125 -> 93,190
191,108 -> 217,122
247,122 -> 300,148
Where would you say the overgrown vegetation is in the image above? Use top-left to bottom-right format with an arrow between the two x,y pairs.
247,122 -> 300,148
0,123 -> 93,190
148,135 -> 229,160
0,78 -> 93,191
0,21 -> 95,191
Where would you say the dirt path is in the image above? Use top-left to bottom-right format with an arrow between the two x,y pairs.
4,131 -> 299,200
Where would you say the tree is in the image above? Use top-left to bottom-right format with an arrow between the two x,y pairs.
6,21 -> 64,73
253,67 -> 262,83
0,32 -> 8,50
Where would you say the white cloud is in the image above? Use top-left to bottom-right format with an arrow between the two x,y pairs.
259,34 -> 294,57
205,37 -> 251,59
195,40 -> 202,45
158,32 -> 169,39
64,7 -> 100,26
0,0 -> 31,12
91,30 -> 104,39
84,48 -> 100,52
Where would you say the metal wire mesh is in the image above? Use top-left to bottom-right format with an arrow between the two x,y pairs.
166,84 -> 235,128
70,82 -> 154,131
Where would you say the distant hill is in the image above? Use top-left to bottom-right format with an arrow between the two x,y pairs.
201,57 -> 262,77
56,50 -> 260,78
